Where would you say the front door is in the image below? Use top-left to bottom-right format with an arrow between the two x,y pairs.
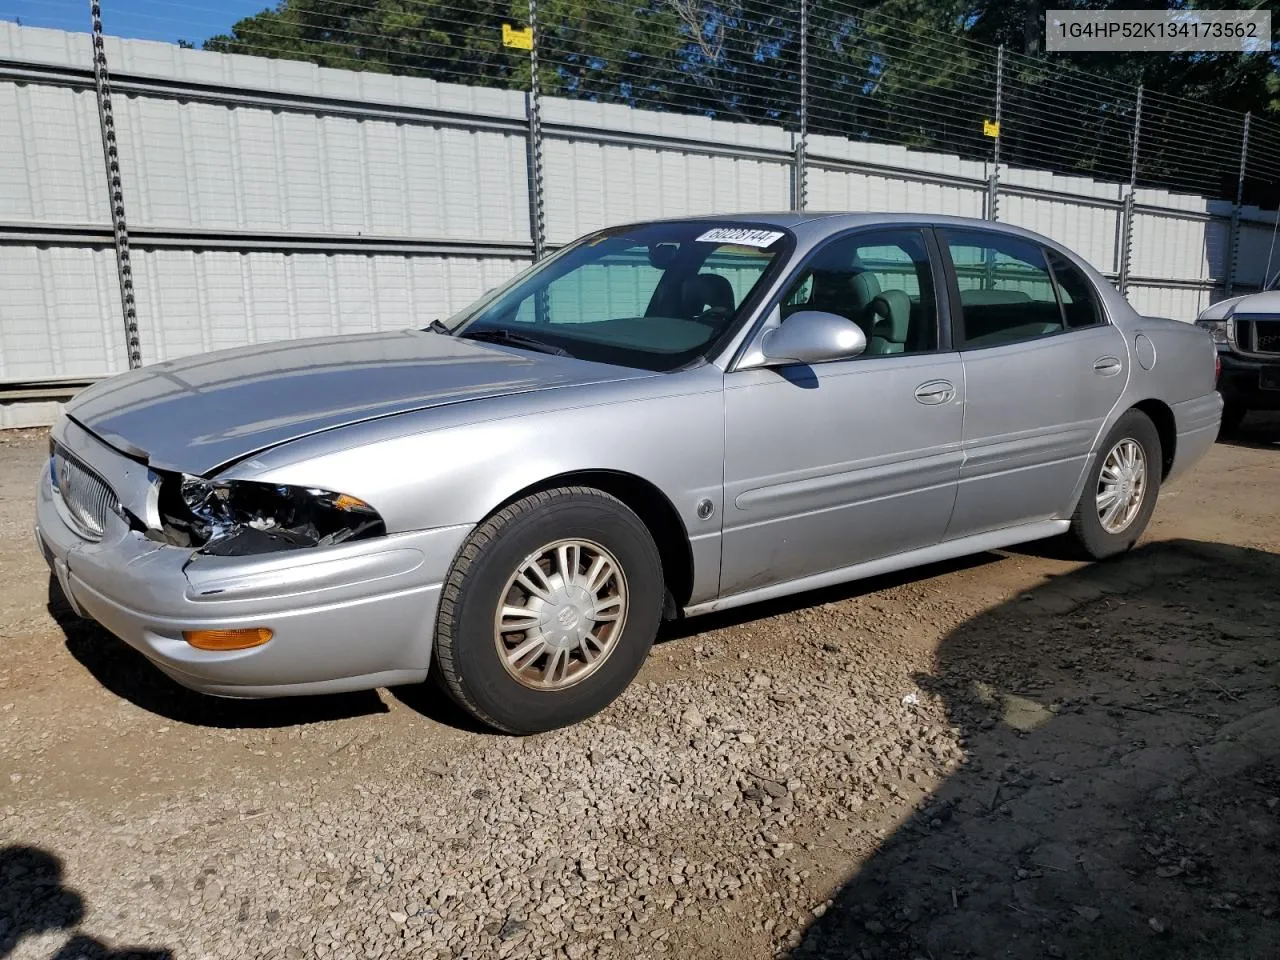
938,228 -> 1129,537
720,227 -> 965,596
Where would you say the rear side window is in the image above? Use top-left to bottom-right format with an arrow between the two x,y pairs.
1047,250 -> 1103,328
942,230 -> 1064,348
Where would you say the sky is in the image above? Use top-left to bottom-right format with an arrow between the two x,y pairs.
0,0 -> 272,45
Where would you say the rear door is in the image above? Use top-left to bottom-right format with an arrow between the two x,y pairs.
939,228 -> 1128,537
719,227 -> 965,595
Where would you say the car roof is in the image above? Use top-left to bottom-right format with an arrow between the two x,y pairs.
638,211 -> 1074,246
657,210 -> 1039,234
610,211 -> 1118,304
641,210 -> 1132,323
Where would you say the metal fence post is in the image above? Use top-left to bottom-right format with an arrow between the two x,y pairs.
89,0 -> 141,369
794,0 -> 808,210
986,44 -> 1003,222
1225,111 -> 1250,297
526,0 -> 547,263
1117,84 -> 1142,295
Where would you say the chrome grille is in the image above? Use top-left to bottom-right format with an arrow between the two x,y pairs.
1235,318 -> 1280,356
52,446 -> 120,540
1252,319 -> 1280,355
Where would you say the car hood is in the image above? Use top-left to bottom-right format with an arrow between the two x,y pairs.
66,330 -> 650,475
1199,290 -> 1280,320
1231,290 -> 1280,315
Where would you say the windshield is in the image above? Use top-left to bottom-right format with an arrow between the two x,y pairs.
445,222 -> 793,371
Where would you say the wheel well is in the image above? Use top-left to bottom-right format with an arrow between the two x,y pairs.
496,471 -> 694,615
1132,399 -> 1176,478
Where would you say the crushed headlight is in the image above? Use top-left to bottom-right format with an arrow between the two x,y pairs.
158,474 -> 385,556
1196,319 -> 1229,345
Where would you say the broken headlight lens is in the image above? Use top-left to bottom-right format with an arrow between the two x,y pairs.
159,475 -> 385,556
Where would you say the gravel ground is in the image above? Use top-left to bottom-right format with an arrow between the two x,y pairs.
1,418 -> 1278,960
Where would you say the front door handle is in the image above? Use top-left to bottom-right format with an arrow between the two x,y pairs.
1093,356 -> 1122,376
914,379 -> 956,405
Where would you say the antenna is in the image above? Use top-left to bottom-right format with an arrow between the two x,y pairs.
1265,203 -> 1280,291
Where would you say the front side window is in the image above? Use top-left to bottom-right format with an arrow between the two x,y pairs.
780,228 -> 939,356
942,230 -> 1066,348
448,222 -> 790,371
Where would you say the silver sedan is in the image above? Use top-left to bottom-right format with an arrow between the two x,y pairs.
35,213 -> 1222,732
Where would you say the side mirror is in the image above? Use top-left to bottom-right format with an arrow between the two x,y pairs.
760,310 -> 867,366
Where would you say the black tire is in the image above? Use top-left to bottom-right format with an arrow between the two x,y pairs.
1219,400 -> 1247,437
433,486 -> 663,734
1065,409 -> 1162,561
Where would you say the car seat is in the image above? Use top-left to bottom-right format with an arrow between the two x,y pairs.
804,269 -> 882,334
866,290 -> 911,354
682,274 -> 736,320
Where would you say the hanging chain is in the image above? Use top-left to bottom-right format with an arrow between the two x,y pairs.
1118,85 -> 1142,295
1225,113 -> 1250,297
795,0 -> 808,210
89,0 -> 141,369
986,44 -> 1003,222
527,0 -> 547,263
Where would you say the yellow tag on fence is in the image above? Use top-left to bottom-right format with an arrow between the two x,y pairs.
502,24 -> 533,50
983,118 -> 1001,138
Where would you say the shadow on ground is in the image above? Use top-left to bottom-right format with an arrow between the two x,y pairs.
47,576 -> 388,729
0,845 -> 171,960
659,552 -> 1002,643
48,573 -> 501,733
48,547 -> 1002,733
792,539 -> 1280,960
1219,409 -> 1280,450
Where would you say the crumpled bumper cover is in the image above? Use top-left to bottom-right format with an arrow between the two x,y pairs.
35,460 -> 469,698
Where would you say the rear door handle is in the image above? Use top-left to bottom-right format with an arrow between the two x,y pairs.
1093,356 -> 1122,376
914,379 -> 956,405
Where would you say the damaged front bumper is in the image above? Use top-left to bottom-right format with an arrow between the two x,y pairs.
34,426 -> 470,698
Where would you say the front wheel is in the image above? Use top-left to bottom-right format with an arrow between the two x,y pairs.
1065,410 -> 1162,560
433,486 -> 664,734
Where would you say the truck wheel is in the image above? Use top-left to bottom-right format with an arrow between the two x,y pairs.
1219,400 -> 1246,437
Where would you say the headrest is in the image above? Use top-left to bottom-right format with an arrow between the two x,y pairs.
807,269 -> 882,321
849,271 -> 882,309
959,288 -> 1031,306
868,289 -> 911,343
682,273 -> 736,316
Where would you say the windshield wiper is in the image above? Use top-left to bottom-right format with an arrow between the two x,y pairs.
461,328 -> 573,357
424,319 -> 452,336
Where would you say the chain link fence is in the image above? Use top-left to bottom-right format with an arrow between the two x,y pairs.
1,0 -> 1277,413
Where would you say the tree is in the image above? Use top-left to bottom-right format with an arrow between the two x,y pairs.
203,0 -> 1278,199
205,0 -> 530,86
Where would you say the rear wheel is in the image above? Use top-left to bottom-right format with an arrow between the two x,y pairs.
433,486 -> 663,734
1066,409 -> 1162,560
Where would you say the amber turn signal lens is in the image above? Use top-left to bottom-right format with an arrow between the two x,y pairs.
183,627 -> 273,651
330,493 -> 370,511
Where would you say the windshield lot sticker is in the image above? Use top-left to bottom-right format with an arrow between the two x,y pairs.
695,228 -> 785,248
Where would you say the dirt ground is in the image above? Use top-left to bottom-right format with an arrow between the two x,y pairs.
1,416 -> 1278,960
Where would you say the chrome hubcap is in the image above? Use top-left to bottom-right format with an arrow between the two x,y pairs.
1096,438 -> 1147,534
494,539 -> 628,690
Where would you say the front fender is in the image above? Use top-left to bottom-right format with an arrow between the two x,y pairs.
222,367 -> 728,602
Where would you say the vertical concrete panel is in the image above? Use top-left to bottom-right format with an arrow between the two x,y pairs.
0,20 -> 1272,402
